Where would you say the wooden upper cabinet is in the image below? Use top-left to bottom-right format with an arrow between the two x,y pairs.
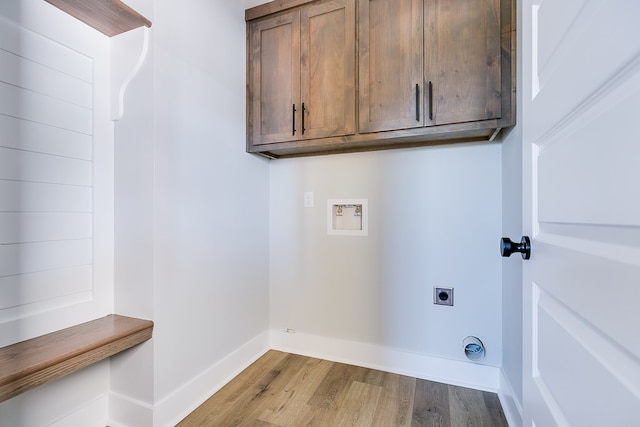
246,0 -> 515,158
426,0 -> 501,125
249,12 -> 301,145
359,0 -> 502,132
301,0 -> 355,139
248,0 -> 355,147
358,0 -> 424,133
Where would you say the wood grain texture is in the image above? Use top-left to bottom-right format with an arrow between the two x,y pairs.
247,120 -> 500,158
300,0 -> 355,139
248,0 -> 355,147
371,373 -> 415,426
248,11 -> 301,145
358,0 -> 424,133
44,0 -> 151,37
246,0 -> 317,21
448,385 -> 497,427
498,0 -> 516,127
413,378 -> 451,426
259,358 -> 334,425
426,0 -> 502,125
179,351 -> 508,426
0,314 -> 153,403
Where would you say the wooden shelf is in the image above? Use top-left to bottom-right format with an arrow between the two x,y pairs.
44,0 -> 152,37
0,314 -> 153,403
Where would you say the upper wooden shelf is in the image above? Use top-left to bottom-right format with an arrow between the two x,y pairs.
0,314 -> 153,403
44,0 -> 152,37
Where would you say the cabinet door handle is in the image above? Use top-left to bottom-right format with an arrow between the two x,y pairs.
292,104 -> 297,135
302,103 -> 306,135
415,84 -> 420,122
428,81 -> 433,121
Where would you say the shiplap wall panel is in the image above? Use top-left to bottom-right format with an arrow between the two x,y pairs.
0,181 -> 92,212
0,212 -> 92,243
0,49 -> 92,108
0,115 -> 92,160
0,266 -> 92,311
0,147 -> 92,185
0,83 -> 92,134
0,240 -> 92,277
0,12 -> 96,322
0,15 -> 92,82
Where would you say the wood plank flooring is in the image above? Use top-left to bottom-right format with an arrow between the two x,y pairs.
178,351 -> 508,426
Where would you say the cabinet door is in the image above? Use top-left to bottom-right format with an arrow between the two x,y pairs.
358,0 -> 424,133
426,0 -> 501,125
248,12 -> 301,145
300,0 -> 355,139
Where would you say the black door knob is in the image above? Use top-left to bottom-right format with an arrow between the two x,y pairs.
501,236 -> 531,259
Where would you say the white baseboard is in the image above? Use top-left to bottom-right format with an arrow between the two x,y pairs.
499,369 -> 523,427
50,393 -> 109,427
269,329 -> 501,392
108,391 -> 153,427
152,331 -> 270,427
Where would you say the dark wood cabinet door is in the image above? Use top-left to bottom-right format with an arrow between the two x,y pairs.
248,12 -> 301,145
358,0 -> 424,133
300,0 -> 355,140
426,0 -> 501,125
245,0 -> 514,158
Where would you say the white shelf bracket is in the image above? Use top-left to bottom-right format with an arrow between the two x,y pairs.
112,26 -> 149,122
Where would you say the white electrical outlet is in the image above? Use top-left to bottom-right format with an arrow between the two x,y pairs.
303,192 -> 314,208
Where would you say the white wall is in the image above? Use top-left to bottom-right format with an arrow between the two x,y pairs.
152,0 -> 270,420
112,0 -> 271,425
269,144 -> 504,388
500,5 -> 524,425
111,1 -> 156,424
500,126 -> 523,422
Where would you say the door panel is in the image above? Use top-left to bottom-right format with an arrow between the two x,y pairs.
537,68 -> 640,227
249,12 -> 300,145
534,283 -> 640,426
301,0 -> 355,139
528,0 -> 640,142
358,0 -> 423,133
523,0 -> 640,425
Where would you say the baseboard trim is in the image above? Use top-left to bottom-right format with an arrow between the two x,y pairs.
108,391 -> 153,427
499,369 -> 523,427
152,331 -> 270,427
269,329 -> 501,392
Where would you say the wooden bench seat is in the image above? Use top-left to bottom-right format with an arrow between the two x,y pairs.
0,314 -> 153,403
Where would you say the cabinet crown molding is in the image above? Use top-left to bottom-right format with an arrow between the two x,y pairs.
246,0 -> 318,21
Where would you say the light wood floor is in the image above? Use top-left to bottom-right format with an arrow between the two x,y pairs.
178,350 -> 508,426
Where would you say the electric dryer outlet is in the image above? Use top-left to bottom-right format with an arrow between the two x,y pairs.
434,287 -> 454,306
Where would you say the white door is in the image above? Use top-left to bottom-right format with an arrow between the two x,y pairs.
522,0 -> 640,425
